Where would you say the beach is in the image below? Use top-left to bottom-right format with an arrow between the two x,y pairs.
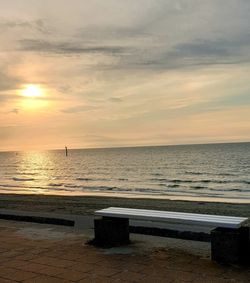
1,193 -> 250,221
1,0 -> 250,280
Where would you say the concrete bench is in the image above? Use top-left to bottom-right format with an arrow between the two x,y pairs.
94,207 -> 249,264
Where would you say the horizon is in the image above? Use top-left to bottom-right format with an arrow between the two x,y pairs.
1,1 -> 250,151
1,140 -> 249,153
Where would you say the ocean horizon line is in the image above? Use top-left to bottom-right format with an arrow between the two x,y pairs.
1,140 -> 250,153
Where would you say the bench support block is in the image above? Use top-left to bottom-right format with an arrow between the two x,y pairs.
211,227 -> 249,265
94,217 -> 129,246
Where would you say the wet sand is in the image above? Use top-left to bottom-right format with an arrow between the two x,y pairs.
0,194 -> 249,223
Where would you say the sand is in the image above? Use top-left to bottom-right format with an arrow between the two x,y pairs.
0,194 -> 249,223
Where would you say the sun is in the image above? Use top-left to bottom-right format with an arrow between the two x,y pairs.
19,84 -> 48,110
21,85 -> 42,98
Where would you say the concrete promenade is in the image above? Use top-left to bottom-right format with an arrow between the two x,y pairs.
0,219 -> 249,283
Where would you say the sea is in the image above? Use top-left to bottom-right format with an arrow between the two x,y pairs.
0,142 -> 250,203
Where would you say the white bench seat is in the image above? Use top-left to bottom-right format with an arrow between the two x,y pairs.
94,207 -> 249,264
95,207 -> 248,229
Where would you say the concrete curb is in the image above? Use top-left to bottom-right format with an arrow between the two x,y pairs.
0,209 -> 75,226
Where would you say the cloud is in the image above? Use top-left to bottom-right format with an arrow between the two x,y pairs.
10,108 -> 19,114
0,19 -> 48,33
1,0 -> 250,150
14,4 -> 250,72
78,25 -> 158,43
168,35 -> 250,67
128,36 -> 250,71
174,40 -> 229,57
0,71 -> 21,92
61,105 -> 98,113
19,39 -> 131,55
108,97 -> 123,103
0,94 -> 19,102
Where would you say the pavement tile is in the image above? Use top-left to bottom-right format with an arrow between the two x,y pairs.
118,262 -> 147,273
28,248 -> 51,255
56,269 -> 89,281
0,220 -> 250,283
91,266 -> 121,277
190,261 -> 227,277
222,269 -> 250,282
0,259 -> 28,269
0,267 -> 37,281
94,260 -> 123,271
31,256 -> 76,268
111,270 -> 146,282
143,275 -> 174,283
58,252 -> 86,261
44,251 -> 66,258
0,250 -> 23,258
18,262 -> 66,276
170,271 -> 200,282
0,278 -> 18,283
0,248 -> 8,253
192,276 -> 237,283
70,262 -> 95,272
75,255 -> 104,265
78,275 -> 121,283
13,254 -> 38,261
23,274 -> 71,283
142,259 -> 185,275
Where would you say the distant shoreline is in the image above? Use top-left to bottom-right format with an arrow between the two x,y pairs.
0,194 -> 249,223
1,140 -> 249,153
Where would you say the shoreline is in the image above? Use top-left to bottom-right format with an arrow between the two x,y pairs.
0,193 -> 249,222
0,191 -> 250,204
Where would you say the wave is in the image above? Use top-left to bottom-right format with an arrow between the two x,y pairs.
0,183 -> 24,188
216,173 -> 237,176
46,187 -> 76,192
209,188 -> 250,192
167,184 -> 180,188
82,185 -> 119,191
48,183 -> 63,187
185,171 -> 203,175
76,177 -> 93,181
76,177 -> 109,182
0,187 -> 35,192
13,177 -> 35,181
172,179 -> 193,183
197,179 -> 250,185
64,184 -> 82,188
185,171 -> 236,177
150,178 -> 250,185
150,178 -> 194,183
190,186 -> 207,190
14,172 -> 38,176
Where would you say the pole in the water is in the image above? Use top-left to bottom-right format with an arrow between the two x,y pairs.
65,146 -> 68,156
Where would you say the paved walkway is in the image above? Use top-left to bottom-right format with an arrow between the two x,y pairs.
0,219 -> 249,283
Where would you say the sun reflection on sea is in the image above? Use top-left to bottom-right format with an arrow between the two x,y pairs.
15,151 -> 56,194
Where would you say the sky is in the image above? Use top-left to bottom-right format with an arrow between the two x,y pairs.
0,0 -> 250,151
